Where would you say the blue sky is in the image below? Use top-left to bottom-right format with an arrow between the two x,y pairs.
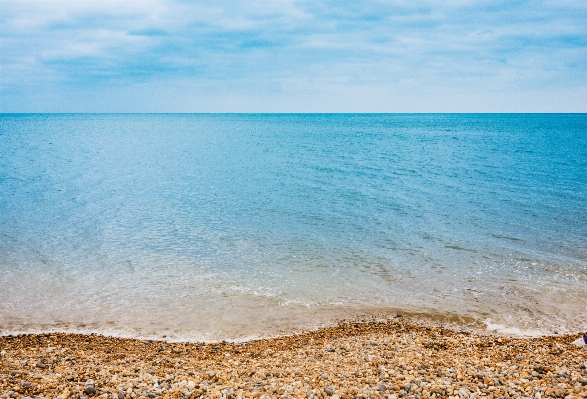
1,0 -> 586,112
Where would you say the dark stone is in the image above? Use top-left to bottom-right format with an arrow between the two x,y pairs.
20,382 -> 32,388
378,384 -> 387,392
84,386 -> 97,395
118,392 -> 126,399
324,387 -> 334,396
515,356 -> 524,361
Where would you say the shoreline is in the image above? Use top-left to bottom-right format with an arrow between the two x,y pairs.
0,309 -> 567,344
1,318 -> 586,399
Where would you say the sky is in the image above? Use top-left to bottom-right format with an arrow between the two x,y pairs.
1,0 -> 587,113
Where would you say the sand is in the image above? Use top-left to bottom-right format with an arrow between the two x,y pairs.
1,317 -> 586,399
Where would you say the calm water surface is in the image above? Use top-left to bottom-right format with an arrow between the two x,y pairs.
1,114 -> 586,340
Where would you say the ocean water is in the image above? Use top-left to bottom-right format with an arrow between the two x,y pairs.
0,113 -> 586,340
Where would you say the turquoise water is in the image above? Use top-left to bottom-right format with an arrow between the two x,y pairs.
1,114 -> 586,340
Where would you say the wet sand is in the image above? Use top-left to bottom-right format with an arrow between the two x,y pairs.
1,317 -> 586,399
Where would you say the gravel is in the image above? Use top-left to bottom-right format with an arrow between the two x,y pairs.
1,318 -> 586,399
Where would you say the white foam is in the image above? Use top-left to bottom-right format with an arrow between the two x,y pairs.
485,321 -> 546,337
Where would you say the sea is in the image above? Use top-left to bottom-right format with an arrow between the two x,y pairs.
0,113 -> 586,341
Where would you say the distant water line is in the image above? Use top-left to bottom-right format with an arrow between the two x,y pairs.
0,113 -> 586,340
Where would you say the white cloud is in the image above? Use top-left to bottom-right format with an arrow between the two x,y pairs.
1,0 -> 586,111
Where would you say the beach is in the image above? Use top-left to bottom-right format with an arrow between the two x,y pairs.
1,115 -> 586,397
3,1 -> 587,397
2,317 -> 586,399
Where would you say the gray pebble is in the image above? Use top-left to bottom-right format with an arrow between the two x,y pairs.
84,386 -> 97,395
118,392 -> 126,399
324,387 -> 334,396
378,384 -> 387,392
516,356 -> 524,361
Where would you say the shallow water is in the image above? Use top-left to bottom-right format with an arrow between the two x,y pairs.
1,114 -> 586,340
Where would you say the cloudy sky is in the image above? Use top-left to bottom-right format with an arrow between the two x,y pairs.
2,0 -> 587,112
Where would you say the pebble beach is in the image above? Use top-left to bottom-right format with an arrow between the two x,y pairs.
2,317 -> 586,399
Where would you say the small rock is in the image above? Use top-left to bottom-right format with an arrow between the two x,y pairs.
84,386 -> 97,395
379,384 -> 387,393
321,374 -> 329,380
515,356 -> 524,361
118,392 -> 126,399
324,387 -> 334,396
19,382 -> 32,388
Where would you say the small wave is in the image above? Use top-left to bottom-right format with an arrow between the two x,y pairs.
485,321 -> 546,337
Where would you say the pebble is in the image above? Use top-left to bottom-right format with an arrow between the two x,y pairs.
1,318 -> 586,399
84,386 -> 97,395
